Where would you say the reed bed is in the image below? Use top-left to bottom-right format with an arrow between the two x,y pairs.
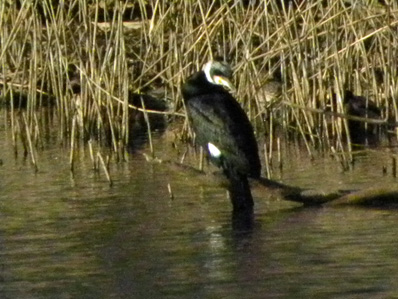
0,0 -> 397,177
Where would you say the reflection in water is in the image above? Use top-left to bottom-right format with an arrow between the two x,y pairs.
231,208 -> 254,232
1,111 -> 398,297
224,206 -> 398,297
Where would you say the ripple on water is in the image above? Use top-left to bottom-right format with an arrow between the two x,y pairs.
1,111 -> 398,297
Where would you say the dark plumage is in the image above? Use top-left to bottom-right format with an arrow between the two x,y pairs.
343,90 -> 381,145
181,61 -> 261,212
343,90 -> 380,119
127,93 -> 167,150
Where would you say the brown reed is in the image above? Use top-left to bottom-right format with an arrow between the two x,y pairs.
0,0 -> 397,178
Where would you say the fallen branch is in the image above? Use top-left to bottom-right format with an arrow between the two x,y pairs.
169,161 -> 398,207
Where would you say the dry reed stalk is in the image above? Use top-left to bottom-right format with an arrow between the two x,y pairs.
0,0 -> 398,177
263,143 -> 271,179
88,139 -> 97,170
167,183 -> 174,200
139,95 -> 154,157
70,115 -> 76,171
97,151 -> 113,186
22,112 -> 38,172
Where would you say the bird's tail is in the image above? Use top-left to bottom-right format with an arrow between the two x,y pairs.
228,174 -> 254,213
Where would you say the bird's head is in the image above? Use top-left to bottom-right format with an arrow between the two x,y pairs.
203,60 -> 235,91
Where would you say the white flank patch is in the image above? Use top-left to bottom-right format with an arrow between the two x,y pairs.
203,61 -> 215,84
207,142 -> 221,158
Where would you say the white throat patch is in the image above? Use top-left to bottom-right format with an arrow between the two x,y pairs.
207,142 -> 221,158
203,61 -> 215,84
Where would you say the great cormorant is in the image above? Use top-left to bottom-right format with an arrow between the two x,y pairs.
127,93 -> 168,150
181,60 -> 261,212
343,90 -> 381,145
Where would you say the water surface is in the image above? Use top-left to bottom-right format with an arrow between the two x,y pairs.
1,111 -> 398,298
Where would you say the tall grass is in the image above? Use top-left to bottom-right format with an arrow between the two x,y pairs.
0,0 -> 397,176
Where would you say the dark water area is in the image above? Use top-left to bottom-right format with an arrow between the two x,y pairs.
1,111 -> 398,298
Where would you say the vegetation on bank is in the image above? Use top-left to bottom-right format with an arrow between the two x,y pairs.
0,0 -> 397,181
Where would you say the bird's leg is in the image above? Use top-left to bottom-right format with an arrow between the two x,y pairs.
227,175 -> 254,213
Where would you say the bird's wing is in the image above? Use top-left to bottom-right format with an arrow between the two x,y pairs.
186,93 -> 259,174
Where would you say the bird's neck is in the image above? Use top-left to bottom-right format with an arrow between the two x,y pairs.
182,71 -> 228,100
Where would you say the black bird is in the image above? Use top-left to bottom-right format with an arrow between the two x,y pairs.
181,61 -> 261,213
343,90 -> 381,145
127,93 -> 168,151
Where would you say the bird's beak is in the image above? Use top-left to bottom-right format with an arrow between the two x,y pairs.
213,75 -> 235,92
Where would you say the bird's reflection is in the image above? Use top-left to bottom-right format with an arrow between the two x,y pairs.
232,208 -> 255,232
228,187 -> 255,232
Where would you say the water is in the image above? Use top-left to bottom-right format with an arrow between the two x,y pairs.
1,112 -> 398,298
